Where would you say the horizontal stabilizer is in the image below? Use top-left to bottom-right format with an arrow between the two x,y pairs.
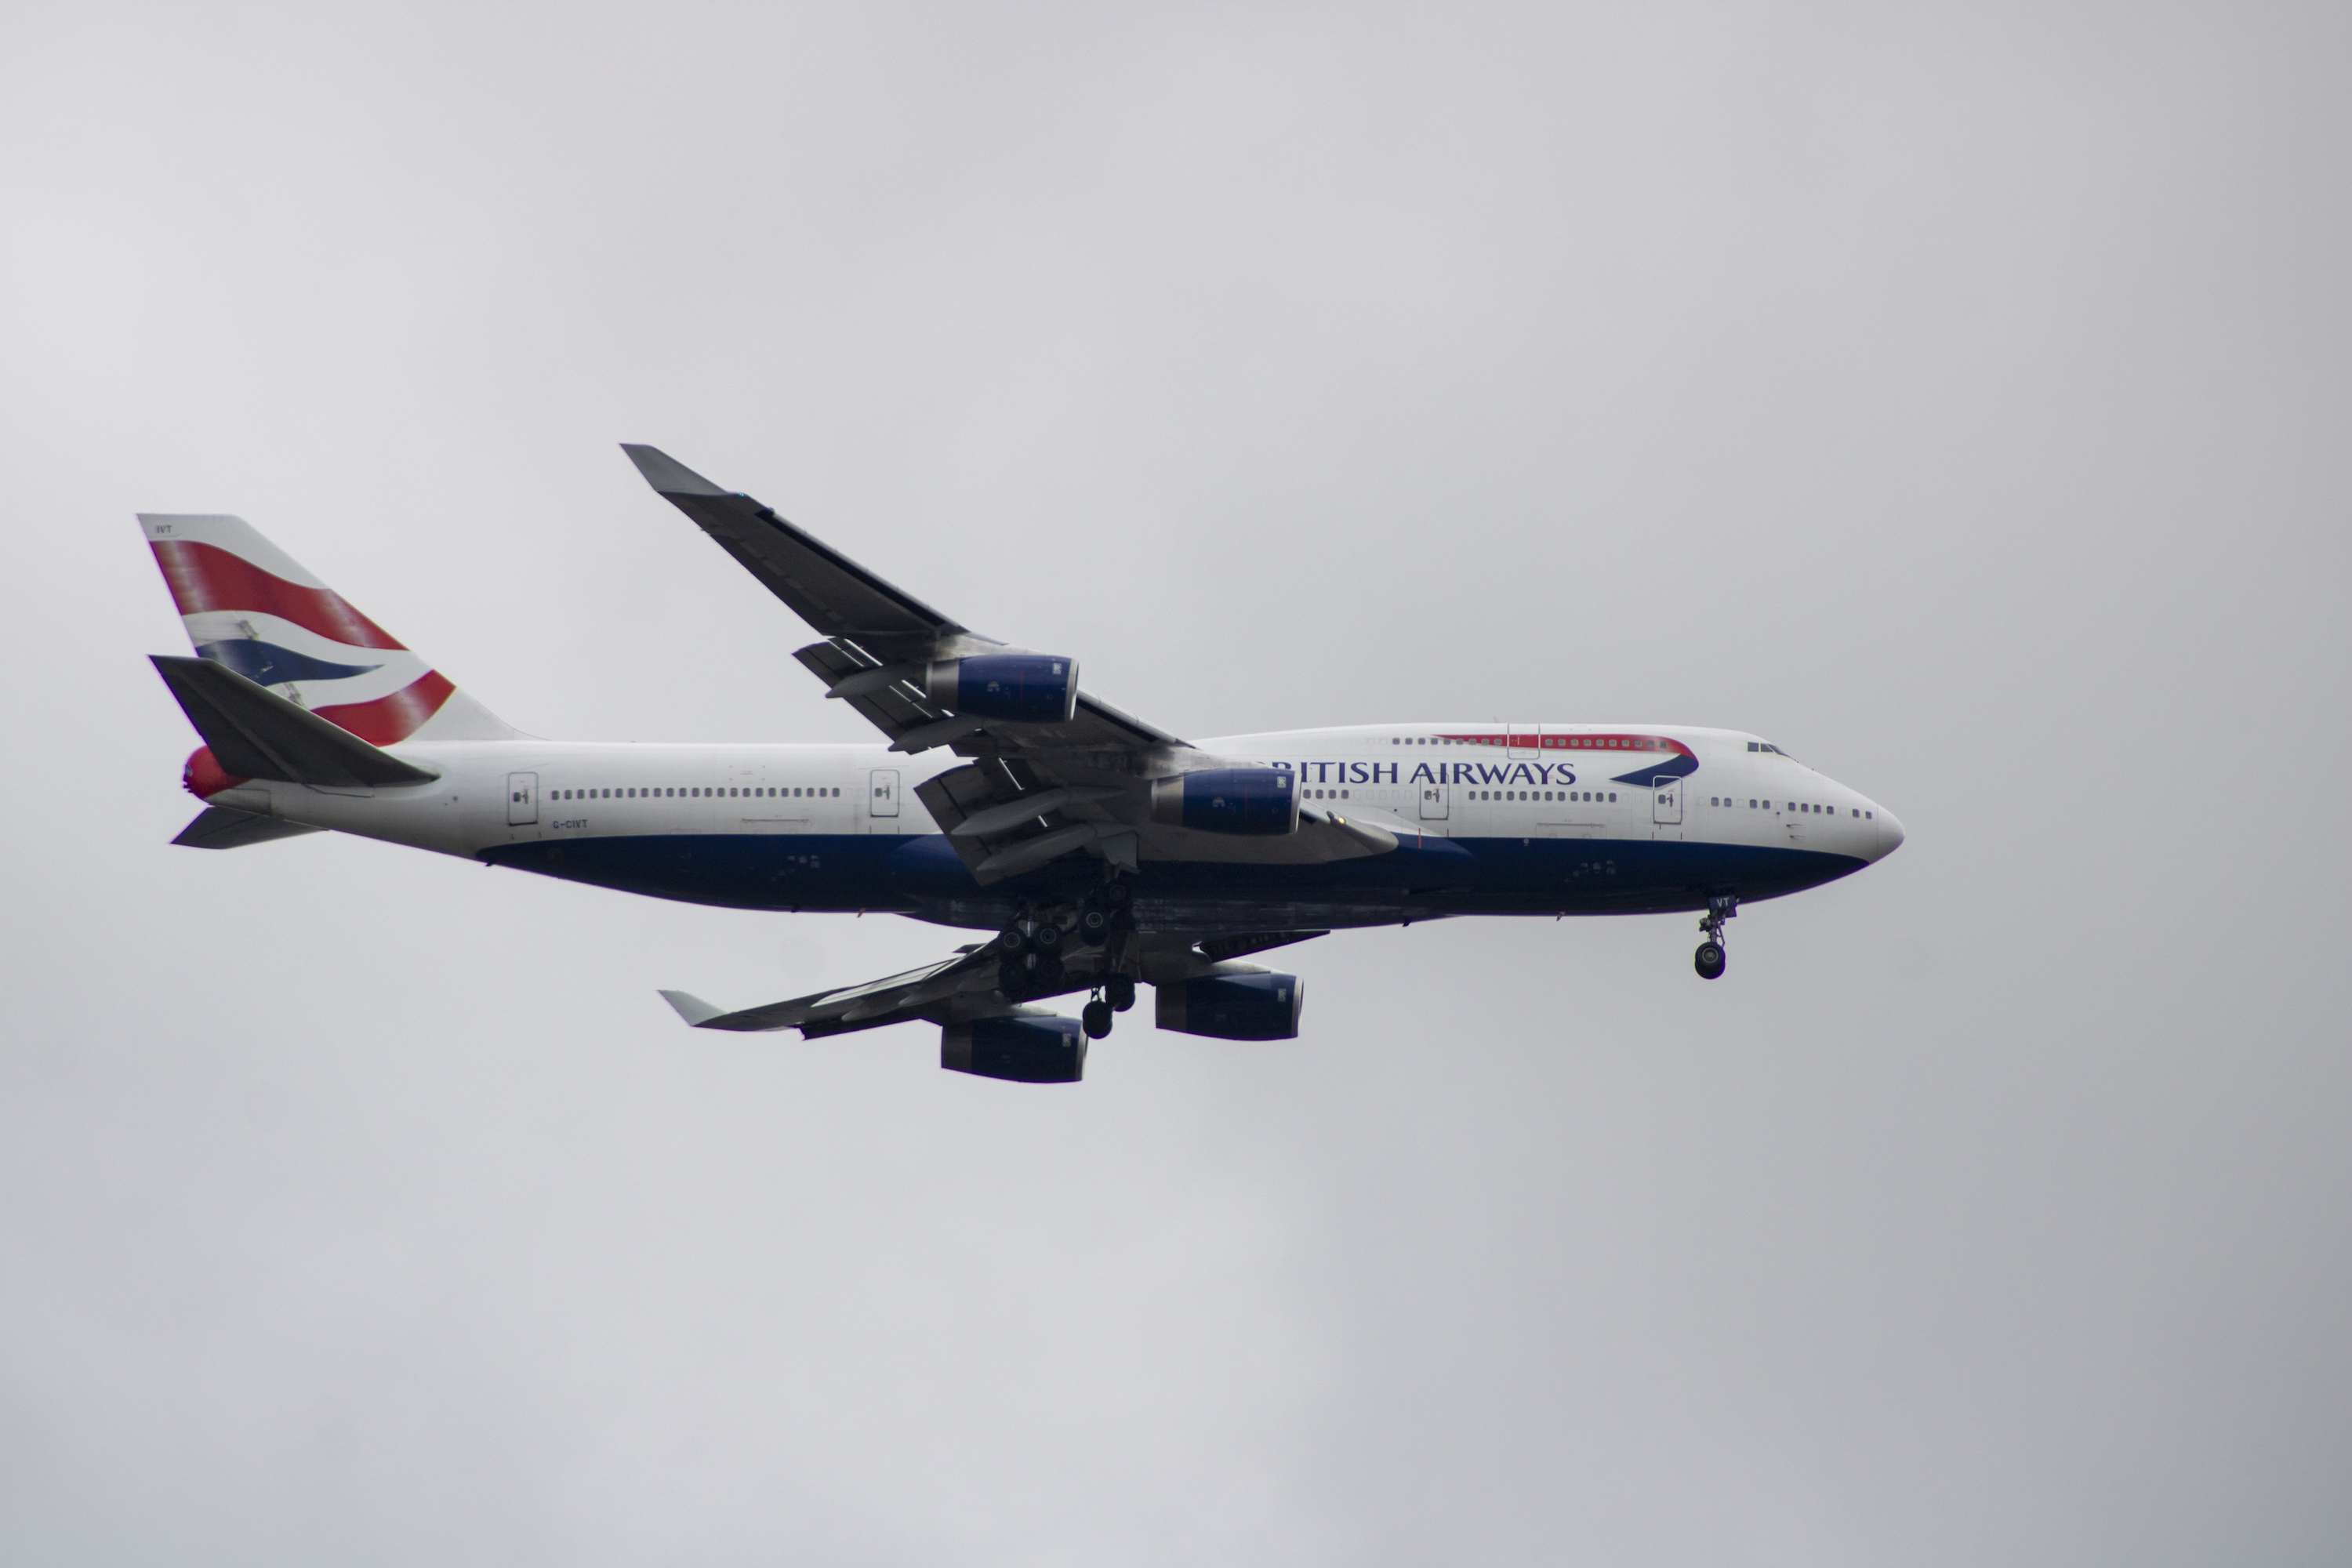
151,655 -> 440,789
658,989 -> 726,1026
172,805 -> 323,850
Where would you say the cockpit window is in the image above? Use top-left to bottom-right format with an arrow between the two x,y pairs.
1746,741 -> 1791,756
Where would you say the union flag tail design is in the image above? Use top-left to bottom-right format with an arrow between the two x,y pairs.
138,514 -> 517,744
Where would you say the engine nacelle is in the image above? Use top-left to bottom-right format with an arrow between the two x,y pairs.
1154,972 -> 1304,1040
925,655 -> 1079,723
1148,768 -> 1298,836
941,1014 -> 1088,1083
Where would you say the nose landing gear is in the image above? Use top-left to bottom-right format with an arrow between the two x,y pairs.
1694,895 -> 1736,980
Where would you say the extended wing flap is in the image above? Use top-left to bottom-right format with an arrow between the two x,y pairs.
792,638 -> 959,746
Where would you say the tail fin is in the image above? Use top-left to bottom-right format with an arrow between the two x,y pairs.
137,514 -> 517,743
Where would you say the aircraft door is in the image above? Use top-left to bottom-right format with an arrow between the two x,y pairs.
1419,781 -> 1449,820
1508,724 -> 1539,760
868,768 -> 901,818
1651,776 -> 1682,825
506,771 -> 538,826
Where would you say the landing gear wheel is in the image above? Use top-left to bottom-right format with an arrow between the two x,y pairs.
997,951 -> 1064,1000
1693,894 -> 1737,981
1032,920 -> 1064,953
1103,880 -> 1132,909
1077,906 -> 1111,941
1082,999 -> 1113,1038
1105,975 -> 1136,1012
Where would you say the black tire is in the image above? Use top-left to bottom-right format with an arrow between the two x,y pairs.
1694,941 -> 1726,980
1105,975 -> 1137,1012
1077,906 -> 1111,940
997,961 -> 1027,998
1033,921 -> 1064,953
1082,1000 -> 1113,1039
1029,953 -> 1064,992
994,927 -> 1029,957
1104,880 -> 1132,909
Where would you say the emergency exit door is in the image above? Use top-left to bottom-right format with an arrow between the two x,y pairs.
1418,782 -> 1449,820
1651,777 -> 1682,825
868,769 -> 901,818
506,771 -> 538,826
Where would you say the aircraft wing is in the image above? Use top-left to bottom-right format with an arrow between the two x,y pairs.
658,930 -> 1327,1039
622,444 -> 1178,758
622,443 -> 1402,882
659,946 -> 1011,1038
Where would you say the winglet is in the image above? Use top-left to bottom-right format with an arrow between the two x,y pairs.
621,444 -> 726,496
658,989 -> 727,1026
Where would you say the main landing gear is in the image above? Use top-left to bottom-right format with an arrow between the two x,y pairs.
995,916 -> 1064,1000
1079,880 -> 1140,1037
1004,877 -> 1142,1031
1083,973 -> 1135,1036
1694,895 -> 1737,981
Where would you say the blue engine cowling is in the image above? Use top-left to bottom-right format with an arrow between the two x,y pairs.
1154,972 -> 1304,1040
941,1014 -> 1088,1083
924,655 -> 1079,723
1147,768 -> 1299,836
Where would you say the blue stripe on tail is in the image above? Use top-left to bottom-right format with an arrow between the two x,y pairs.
194,639 -> 383,687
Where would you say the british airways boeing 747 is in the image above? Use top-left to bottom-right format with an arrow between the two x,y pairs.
143,446 -> 1904,1083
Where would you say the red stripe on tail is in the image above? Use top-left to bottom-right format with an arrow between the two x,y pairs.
311,670 -> 456,746
151,539 -> 407,651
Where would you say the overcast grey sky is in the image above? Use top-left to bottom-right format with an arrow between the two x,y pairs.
2,4 -> 2347,1563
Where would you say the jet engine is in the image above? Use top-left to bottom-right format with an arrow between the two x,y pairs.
1154,971 -> 1304,1040
1147,768 -> 1298,836
925,655 -> 1080,723
942,1013 -> 1089,1083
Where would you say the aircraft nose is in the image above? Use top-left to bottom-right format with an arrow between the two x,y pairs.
1876,808 -> 1906,858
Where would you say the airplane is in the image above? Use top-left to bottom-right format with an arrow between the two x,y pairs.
140,445 -> 1905,1083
